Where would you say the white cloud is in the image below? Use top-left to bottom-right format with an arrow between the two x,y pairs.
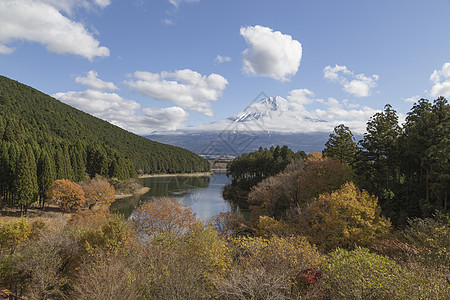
54,72 -> 189,133
286,89 -> 316,111
285,91 -> 377,133
0,0 -> 110,60
75,70 -> 118,91
323,65 -> 378,97
405,95 -> 422,103
0,44 -> 14,54
161,18 -> 175,25
215,55 -> 232,63
53,89 -> 140,118
40,0 -> 111,15
125,69 -> 228,116
192,91 -> 378,134
169,0 -> 200,8
140,107 -> 188,131
240,25 -> 302,81
53,89 -> 188,132
429,62 -> 450,98
313,97 -> 378,129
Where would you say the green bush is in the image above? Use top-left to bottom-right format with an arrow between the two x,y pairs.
77,214 -> 131,254
323,247 -> 400,299
322,247 -> 450,299
402,212 -> 450,267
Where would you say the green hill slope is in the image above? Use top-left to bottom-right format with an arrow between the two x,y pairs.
0,75 -> 209,179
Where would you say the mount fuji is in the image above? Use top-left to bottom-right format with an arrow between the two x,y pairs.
145,96 -> 333,157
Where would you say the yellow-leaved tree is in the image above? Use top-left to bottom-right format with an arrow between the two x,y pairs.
299,182 -> 391,251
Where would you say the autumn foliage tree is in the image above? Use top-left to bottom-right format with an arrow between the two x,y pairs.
299,182 -> 391,251
131,198 -> 199,240
248,157 -> 353,219
46,179 -> 85,212
81,177 -> 115,208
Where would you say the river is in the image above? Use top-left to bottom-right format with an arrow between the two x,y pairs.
111,172 -> 233,222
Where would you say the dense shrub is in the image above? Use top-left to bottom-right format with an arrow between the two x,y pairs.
402,212 -> 450,267
299,182 -> 391,251
215,235 -> 322,299
322,247 -> 449,299
322,247 -> 402,299
208,210 -> 247,238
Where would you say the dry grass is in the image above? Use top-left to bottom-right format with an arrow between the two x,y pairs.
0,204 -> 72,223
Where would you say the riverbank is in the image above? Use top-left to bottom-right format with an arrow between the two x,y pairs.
115,187 -> 150,199
139,172 -> 212,178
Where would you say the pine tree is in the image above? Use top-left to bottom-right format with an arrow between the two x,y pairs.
323,124 -> 358,165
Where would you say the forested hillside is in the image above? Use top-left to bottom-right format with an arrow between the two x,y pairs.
0,75 -> 209,207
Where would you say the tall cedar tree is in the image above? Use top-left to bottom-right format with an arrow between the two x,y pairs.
356,104 -> 401,217
37,151 -> 55,208
13,145 -> 38,213
322,124 -> 358,165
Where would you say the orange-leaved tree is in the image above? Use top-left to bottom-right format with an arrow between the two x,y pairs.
81,177 -> 115,208
299,182 -> 391,252
46,179 -> 86,212
131,198 -> 199,241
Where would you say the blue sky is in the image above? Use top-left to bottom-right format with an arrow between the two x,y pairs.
1,0 -> 450,134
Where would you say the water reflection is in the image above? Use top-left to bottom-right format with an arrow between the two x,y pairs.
111,173 -> 232,222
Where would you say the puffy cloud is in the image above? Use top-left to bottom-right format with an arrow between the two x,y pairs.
323,65 -> 378,97
285,91 -> 377,133
52,89 -> 140,119
53,72 -> 189,133
75,70 -> 118,91
0,0 -> 110,60
429,62 -> 450,98
240,25 -> 302,81
125,69 -> 228,116
215,55 -> 232,63
53,89 -> 188,132
313,97 -> 378,131
286,89 -> 316,111
139,107 -> 188,131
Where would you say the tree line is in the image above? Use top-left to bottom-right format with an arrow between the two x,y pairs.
225,97 -> 448,225
224,145 -> 306,204
324,97 -> 449,224
0,138 -> 136,211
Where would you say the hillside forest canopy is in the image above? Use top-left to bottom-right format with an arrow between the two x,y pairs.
0,76 -> 209,211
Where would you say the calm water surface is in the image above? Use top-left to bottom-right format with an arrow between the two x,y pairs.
111,173 -> 232,222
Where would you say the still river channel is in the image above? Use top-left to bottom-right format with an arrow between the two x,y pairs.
111,172 -> 233,222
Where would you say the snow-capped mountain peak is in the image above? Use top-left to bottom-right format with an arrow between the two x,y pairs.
230,96 -> 289,123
